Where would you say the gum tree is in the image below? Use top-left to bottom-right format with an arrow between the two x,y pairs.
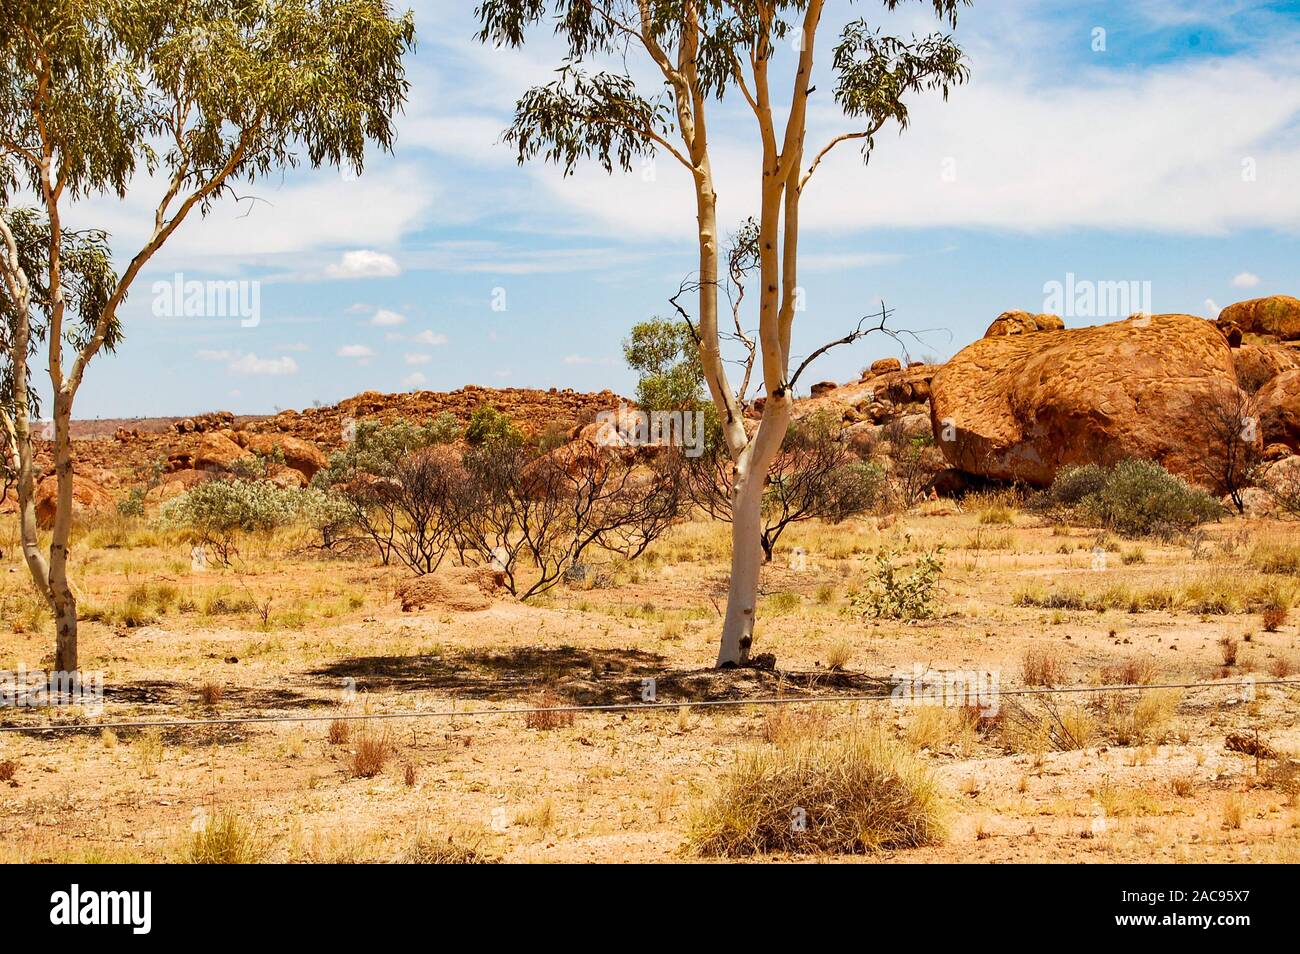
0,0 -> 415,670
477,0 -> 969,666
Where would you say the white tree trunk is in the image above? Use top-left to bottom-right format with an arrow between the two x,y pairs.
716,396 -> 790,666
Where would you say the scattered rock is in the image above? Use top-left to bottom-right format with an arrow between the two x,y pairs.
867,357 -> 902,376
983,310 -> 1065,338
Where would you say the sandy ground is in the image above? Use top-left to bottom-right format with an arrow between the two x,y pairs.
1,504 -> 1298,863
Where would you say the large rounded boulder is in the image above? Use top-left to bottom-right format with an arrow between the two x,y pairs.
35,474 -> 113,528
1218,295 -> 1300,340
929,313 -> 1240,486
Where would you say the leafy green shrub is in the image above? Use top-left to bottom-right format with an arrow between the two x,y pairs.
116,486 -> 147,517
1055,459 -> 1222,536
851,546 -> 945,620
315,417 -> 459,490
465,406 -> 522,446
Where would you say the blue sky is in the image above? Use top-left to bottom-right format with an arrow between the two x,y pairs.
58,0 -> 1300,418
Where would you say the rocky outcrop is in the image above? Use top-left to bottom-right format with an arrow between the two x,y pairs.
983,311 -> 1064,338
929,313 -> 1240,486
34,474 -> 113,528
1218,295 -> 1300,341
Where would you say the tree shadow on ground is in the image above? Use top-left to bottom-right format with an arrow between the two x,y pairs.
308,645 -> 894,706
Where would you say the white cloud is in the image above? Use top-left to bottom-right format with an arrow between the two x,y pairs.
279,342 -> 310,352
405,352 -> 432,365
412,330 -> 449,346
337,344 -> 376,359
326,250 -> 401,279
402,372 -> 427,388
518,53 -> 1300,238
370,308 -> 407,326
1232,272 -> 1261,288
1205,298 -> 1221,318
229,353 -> 298,376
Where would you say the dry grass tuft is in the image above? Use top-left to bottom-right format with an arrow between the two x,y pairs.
181,810 -> 265,864
824,639 -> 853,671
349,730 -> 394,779
688,724 -> 945,857
905,705 -> 982,755
405,830 -> 501,864
327,719 -> 350,745
0,759 -> 16,783
1219,636 -> 1240,667
1023,646 -> 1066,687
524,691 -> 575,731
1100,656 -> 1161,686
1262,603 -> 1288,632
197,682 -> 224,707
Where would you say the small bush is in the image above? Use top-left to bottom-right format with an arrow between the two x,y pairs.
0,759 -> 16,782
1263,602 -> 1288,632
824,640 -> 852,671
1050,464 -> 1108,506
1219,636 -> 1239,666
465,405 -> 522,446
197,682 -> 224,707
688,725 -> 944,856
851,546 -> 945,620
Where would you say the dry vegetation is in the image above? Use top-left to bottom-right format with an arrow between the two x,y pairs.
2,500 -> 1300,863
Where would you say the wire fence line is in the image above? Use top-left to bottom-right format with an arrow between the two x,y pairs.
2,676 -> 1296,735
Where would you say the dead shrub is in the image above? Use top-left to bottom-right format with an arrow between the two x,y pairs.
197,682 -> 224,707
0,759 -> 16,783
688,724 -> 944,856
1262,603 -> 1288,632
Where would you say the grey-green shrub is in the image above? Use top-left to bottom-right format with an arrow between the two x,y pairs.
160,480 -> 341,563
1049,459 -> 1221,536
